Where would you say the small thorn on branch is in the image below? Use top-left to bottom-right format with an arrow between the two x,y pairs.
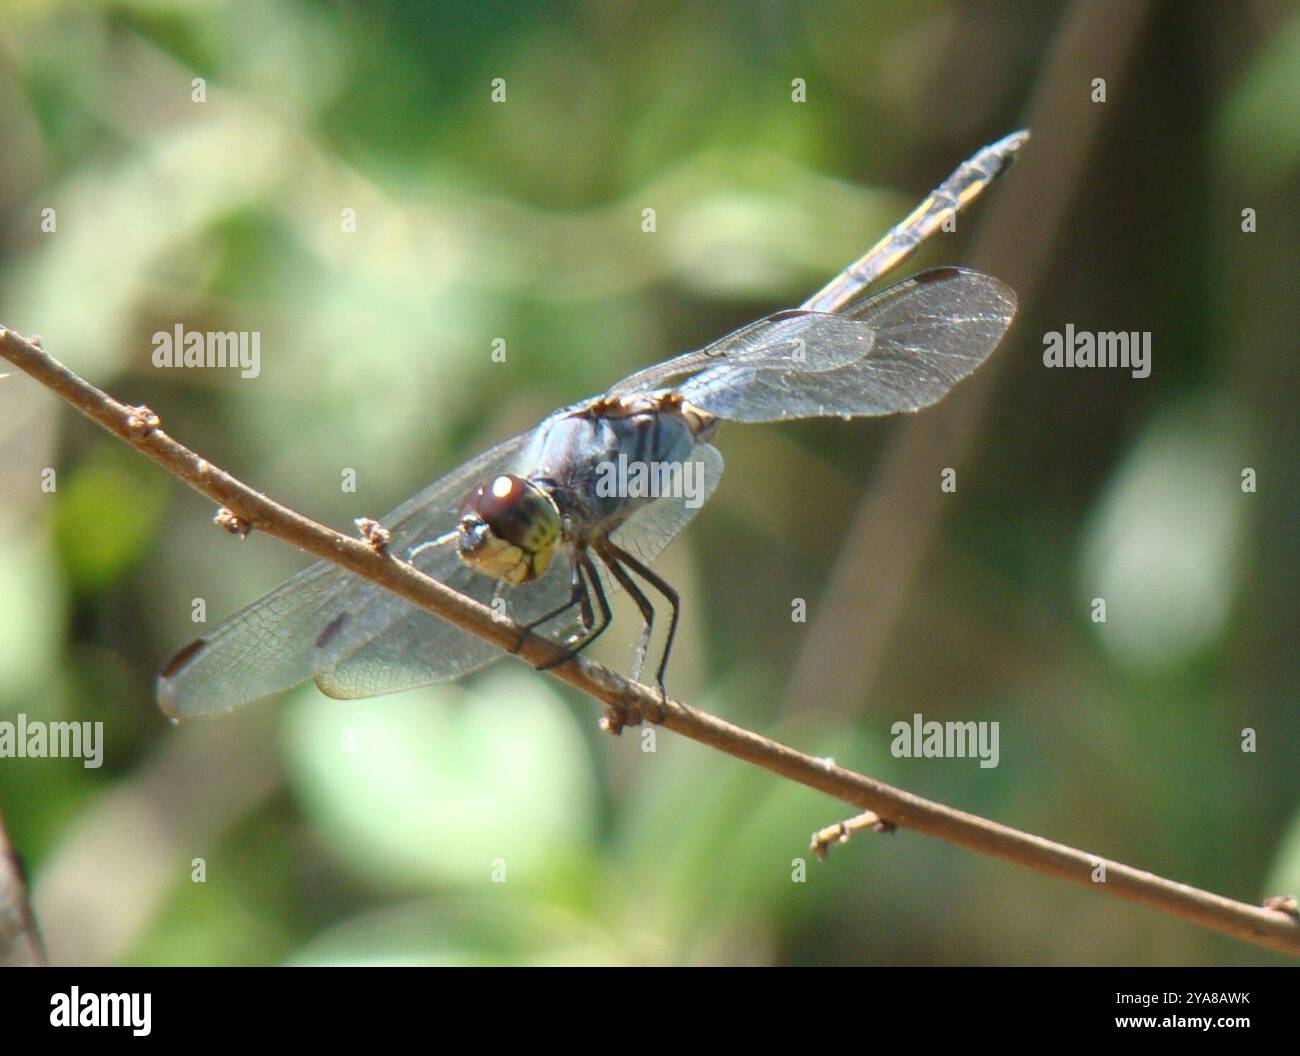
812,810 -> 896,860
354,516 -> 392,554
214,507 -> 252,538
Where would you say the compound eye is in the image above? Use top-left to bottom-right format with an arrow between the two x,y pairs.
469,474 -> 532,525
456,475 -> 560,585
459,474 -> 560,551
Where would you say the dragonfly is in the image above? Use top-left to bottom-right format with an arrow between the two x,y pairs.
158,130 -> 1028,719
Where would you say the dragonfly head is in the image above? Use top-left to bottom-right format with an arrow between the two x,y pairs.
457,474 -> 561,585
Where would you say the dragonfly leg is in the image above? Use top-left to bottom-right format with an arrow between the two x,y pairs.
533,550 -> 612,671
575,566 -> 596,632
405,529 -> 458,563
577,550 -> 613,648
511,557 -> 585,654
599,549 -> 655,684
597,539 -> 679,718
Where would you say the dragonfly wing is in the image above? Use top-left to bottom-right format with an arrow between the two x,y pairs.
676,267 -> 1015,422
305,427 -> 574,699
158,430 -> 534,717
311,533 -> 582,699
604,311 -> 870,397
157,560 -> 354,718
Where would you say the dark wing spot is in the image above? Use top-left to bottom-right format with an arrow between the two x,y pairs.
161,637 -> 208,678
315,613 -> 349,650
914,266 -> 962,284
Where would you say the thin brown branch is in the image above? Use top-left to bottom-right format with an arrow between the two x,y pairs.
2,324 -> 1298,958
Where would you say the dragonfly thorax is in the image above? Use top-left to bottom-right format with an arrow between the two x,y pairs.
457,473 -> 561,585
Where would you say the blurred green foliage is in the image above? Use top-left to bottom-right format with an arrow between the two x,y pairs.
0,1 -> 1297,965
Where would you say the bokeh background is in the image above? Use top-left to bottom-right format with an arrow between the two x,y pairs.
0,0 -> 1296,966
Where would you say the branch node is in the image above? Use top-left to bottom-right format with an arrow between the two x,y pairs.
354,516 -> 392,554
1264,895 -> 1299,916
214,507 -> 252,538
599,699 -> 646,736
126,404 -> 161,436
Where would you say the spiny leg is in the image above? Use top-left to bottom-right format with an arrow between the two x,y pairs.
534,549 -> 613,672
598,539 -> 680,700
598,547 -> 656,684
574,562 -> 596,632
577,550 -> 613,649
802,129 -> 1030,314
511,556 -> 587,655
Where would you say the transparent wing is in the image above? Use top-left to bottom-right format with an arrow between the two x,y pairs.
676,268 -> 1015,422
311,531 -> 579,699
157,561 -> 353,718
157,430 -> 534,718
605,310 -> 875,398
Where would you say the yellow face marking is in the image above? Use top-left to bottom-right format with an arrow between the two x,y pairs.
472,538 -> 531,584
530,544 -> 553,579
520,515 -> 559,552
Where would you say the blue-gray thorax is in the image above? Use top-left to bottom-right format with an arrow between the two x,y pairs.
513,394 -> 711,540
